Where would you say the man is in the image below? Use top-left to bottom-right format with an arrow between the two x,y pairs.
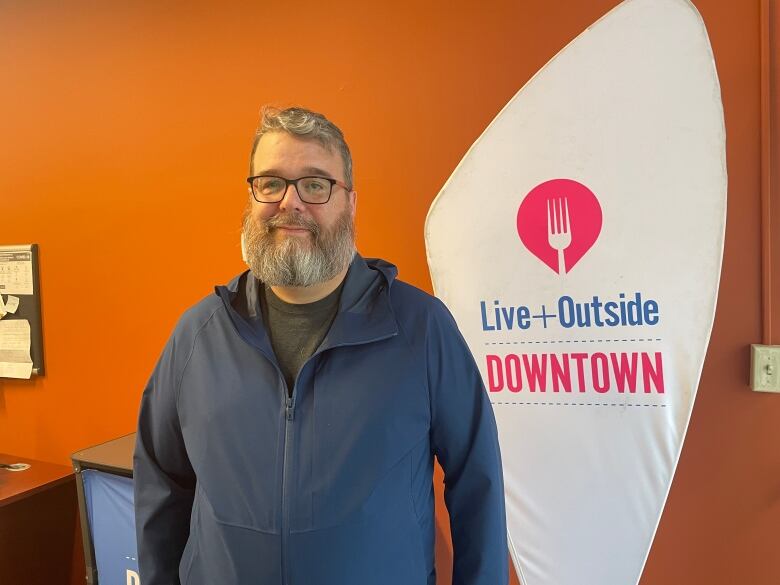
134,106 -> 508,585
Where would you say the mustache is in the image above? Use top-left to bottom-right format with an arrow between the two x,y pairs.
263,212 -> 320,236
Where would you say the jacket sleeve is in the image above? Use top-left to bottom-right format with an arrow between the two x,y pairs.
427,299 -> 509,585
133,330 -> 196,585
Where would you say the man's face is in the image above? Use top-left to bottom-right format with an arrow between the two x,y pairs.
242,132 -> 357,287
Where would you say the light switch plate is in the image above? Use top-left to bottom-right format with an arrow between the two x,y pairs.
751,345 -> 780,393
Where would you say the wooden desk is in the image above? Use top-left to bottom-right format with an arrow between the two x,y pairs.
0,453 -> 81,585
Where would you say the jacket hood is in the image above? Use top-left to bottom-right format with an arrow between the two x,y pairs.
362,257 -> 398,287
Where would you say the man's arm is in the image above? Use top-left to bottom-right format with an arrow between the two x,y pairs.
133,333 -> 196,585
427,299 -> 509,585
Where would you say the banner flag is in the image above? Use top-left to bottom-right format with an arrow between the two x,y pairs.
425,1 -> 726,584
83,470 -> 140,585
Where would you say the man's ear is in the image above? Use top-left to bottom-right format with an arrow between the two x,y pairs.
349,190 -> 357,215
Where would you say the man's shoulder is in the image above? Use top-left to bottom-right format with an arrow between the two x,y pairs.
387,278 -> 455,329
170,291 -> 227,343
147,291 -> 228,383
389,279 -> 440,307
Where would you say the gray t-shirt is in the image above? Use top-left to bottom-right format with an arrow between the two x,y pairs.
260,282 -> 343,397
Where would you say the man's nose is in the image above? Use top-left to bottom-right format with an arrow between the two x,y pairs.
278,181 -> 306,212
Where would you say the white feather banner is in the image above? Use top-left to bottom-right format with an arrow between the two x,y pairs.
425,1 -> 726,584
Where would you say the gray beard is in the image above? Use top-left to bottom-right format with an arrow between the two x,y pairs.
241,207 -> 356,287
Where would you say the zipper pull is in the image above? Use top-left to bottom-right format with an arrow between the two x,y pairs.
285,397 -> 295,422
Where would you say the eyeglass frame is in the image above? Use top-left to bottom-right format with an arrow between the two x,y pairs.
246,175 -> 351,205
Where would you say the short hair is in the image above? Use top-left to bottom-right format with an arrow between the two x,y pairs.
250,106 -> 353,189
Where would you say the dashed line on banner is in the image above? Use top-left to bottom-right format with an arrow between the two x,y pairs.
491,402 -> 667,407
484,338 -> 662,345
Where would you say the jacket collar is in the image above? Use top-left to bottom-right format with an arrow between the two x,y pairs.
215,254 -> 399,355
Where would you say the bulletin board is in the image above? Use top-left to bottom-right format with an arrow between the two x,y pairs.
0,244 -> 44,377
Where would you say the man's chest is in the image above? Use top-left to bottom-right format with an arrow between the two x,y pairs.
174,332 -> 432,532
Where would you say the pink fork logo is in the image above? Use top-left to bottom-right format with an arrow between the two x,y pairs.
516,179 -> 603,275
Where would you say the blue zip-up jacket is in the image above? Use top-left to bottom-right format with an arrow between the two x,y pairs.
134,255 -> 508,585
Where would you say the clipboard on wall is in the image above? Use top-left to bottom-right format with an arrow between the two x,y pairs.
0,244 -> 44,377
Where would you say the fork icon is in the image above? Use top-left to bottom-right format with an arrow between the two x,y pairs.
547,197 -> 572,275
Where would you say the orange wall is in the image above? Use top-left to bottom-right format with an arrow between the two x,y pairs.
1,1 -> 777,584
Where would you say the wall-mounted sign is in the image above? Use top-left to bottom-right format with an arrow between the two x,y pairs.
425,1 -> 726,584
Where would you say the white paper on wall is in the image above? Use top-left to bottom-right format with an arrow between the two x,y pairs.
0,319 -> 34,379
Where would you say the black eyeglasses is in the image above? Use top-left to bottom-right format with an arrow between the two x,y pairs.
247,175 -> 350,204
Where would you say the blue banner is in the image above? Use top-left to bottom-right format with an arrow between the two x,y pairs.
83,469 -> 140,585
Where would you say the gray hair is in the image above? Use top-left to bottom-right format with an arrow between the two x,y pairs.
250,106 -> 353,189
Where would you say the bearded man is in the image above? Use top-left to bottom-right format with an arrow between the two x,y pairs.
133,106 -> 508,585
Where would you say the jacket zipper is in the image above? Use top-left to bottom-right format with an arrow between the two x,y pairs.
281,392 -> 294,585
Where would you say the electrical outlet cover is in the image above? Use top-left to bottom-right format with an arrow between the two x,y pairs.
751,345 -> 780,393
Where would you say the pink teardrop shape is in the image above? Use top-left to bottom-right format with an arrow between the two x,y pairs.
516,178 -> 603,273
